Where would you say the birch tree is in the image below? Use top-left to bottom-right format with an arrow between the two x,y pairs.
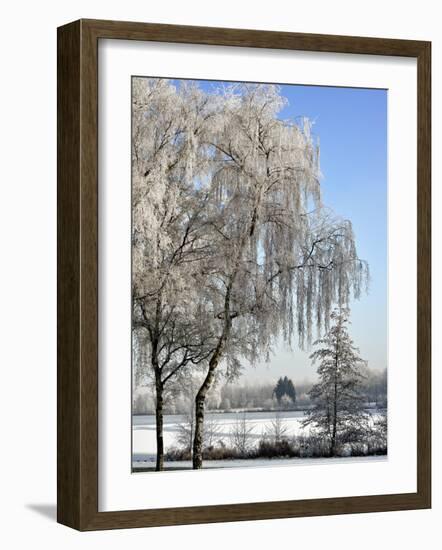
191,84 -> 369,468
302,308 -> 369,456
132,78 -> 218,469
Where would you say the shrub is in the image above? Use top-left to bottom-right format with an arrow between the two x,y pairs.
256,438 -> 296,458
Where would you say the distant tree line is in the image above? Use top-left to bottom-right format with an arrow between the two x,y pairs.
364,368 -> 387,408
133,367 -> 387,415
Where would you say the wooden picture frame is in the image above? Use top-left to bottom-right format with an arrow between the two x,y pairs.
57,18 -> 431,531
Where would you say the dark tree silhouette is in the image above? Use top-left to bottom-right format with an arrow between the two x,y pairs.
273,376 -> 296,406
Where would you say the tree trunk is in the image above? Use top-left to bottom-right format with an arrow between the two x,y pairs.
155,375 -> 164,471
330,416 -> 337,456
191,225 -> 249,468
331,346 -> 339,457
192,357 -> 219,469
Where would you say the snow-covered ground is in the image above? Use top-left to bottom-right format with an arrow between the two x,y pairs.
132,410 -> 384,470
132,455 -> 386,471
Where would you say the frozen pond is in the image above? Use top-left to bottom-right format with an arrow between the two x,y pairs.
132,410 -> 383,469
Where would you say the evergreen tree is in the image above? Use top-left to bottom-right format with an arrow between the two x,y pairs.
273,377 -> 285,404
302,308 -> 368,456
273,376 -> 296,406
285,378 -> 296,403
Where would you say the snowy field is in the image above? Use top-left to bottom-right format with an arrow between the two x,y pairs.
132,410 -> 384,470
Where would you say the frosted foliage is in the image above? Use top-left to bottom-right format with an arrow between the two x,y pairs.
132,78 -> 218,294
132,78 -> 220,386
132,78 -> 369,383
194,83 -> 368,365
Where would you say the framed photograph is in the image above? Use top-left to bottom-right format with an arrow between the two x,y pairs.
57,19 -> 431,530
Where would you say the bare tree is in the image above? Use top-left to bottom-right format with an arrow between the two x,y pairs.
203,417 -> 223,450
265,412 -> 289,443
230,412 -> 255,455
175,411 -> 195,455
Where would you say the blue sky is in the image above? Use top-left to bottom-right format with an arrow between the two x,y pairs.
177,79 -> 388,381
276,84 -> 388,380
